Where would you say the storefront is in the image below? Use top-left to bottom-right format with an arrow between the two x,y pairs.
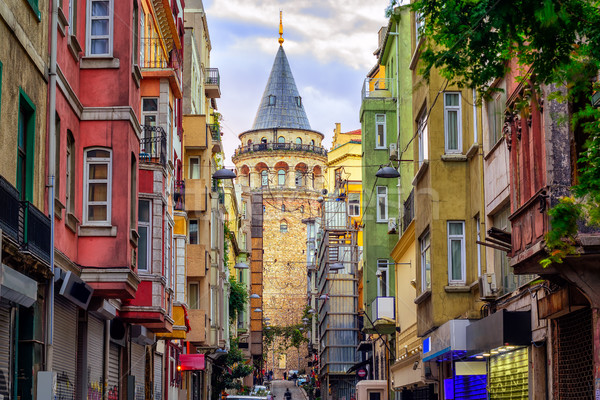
466,309 -> 532,399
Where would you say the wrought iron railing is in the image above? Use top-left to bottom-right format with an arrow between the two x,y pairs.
403,188 -> 414,232
234,142 -> 327,157
0,175 -> 20,242
361,77 -> 394,100
140,125 -> 167,167
217,187 -> 225,205
140,38 -> 182,70
205,68 -> 220,86
174,180 -> 185,211
208,124 -> 220,141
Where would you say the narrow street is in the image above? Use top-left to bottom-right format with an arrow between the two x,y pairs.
270,380 -> 305,400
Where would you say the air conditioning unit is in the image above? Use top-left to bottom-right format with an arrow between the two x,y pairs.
478,273 -> 498,299
389,143 -> 398,161
388,218 -> 398,234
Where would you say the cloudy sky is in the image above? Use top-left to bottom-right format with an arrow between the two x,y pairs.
203,0 -> 391,167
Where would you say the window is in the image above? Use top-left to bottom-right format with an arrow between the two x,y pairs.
281,204 -> 285,212
280,221 -> 288,233
444,93 -> 462,153
139,12 -> 145,66
295,96 -> 302,107
54,113 -> 61,200
278,136 -> 285,143
295,171 -> 303,187
415,11 -> 424,43
420,231 -> 431,291
278,170 -> 285,186
476,216 -> 482,277
310,139 -> 315,146
142,98 -> 158,126
376,186 -> 388,222
138,199 -> 151,271
165,224 -> 172,287
296,137 -> 302,144
188,283 -> 199,309
66,131 -> 75,214
132,0 -> 138,64
68,0 -> 77,36
377,259 -> 389,297
189,157 -> 200,179
300,205 -> 304,214
447,221 -> 466,284
268,95 -> 276,106
17,90 -> 36,202
487,81 -> 507,146
261,170 -> 268,186
87,0 -> 113,56
189,220 -> 198,245
83,148 -> 112,224
261,137 -> 267,143
375,114 -> 386,148
130,154 -> 136,226
417,109 -> 428,165
348,193 -> 360,216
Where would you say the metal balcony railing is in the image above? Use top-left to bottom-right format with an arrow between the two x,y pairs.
403,188 -> 414,232
205,68 -> 220,86
361,77 -> 394,100
234,142 -> 327,157
174,180 -> 185,211
208,124 -> 220,141
0,175 -> 51,265
140,38 -> 182,70
140,125 -> 167,168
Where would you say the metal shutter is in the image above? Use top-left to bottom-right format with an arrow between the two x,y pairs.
488,347 -> 529,399
131,343 -> 146,400
88,315 -> 105,398
0,301 -> 12,399
154,353 -> 163,400
108,342 -> 121,399
54,296 -> 78,400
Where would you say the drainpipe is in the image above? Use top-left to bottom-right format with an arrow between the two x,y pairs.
474,88 -> 486,276
104,320 -> 110,399
46,0 -> 58,370
388,29 -> 402,226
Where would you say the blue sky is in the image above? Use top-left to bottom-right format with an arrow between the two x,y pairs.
203,0 -> 391,166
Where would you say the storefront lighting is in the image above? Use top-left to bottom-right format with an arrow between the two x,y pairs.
491,350 -> 499,354
475,355 -> 484,359
482,353 -> 491,357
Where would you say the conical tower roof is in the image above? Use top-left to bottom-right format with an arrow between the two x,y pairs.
251,46 -> 311,130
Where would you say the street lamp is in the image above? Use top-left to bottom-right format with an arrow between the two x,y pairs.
250,293 -> 260,299
253,308 -> 263,313
234,262 -> 249,269
375,165 -> 400,179
212,168 -> 237,180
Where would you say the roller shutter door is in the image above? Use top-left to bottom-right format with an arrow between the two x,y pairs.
108,342 -> 121,399
0,301 -> 12,399
88,315 -> 105,397
488,347 -> 529,399
154,353 -> 163,400
54,296 -> 78,400
131,343 -> 146,400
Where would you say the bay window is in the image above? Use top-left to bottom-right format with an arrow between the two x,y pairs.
83,148 -> 112,225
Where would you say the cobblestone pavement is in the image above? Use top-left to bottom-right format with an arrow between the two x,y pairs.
270,380 -> 305,400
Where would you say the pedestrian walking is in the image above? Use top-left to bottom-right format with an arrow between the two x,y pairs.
284,388 -> 292,400
283,371 -> 287,380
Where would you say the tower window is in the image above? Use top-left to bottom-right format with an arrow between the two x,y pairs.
268,95 -> 276,106
295,137 -> 302,144
280,221 -> 288,233
296,96 -> 302,107
278,136 -> 285,143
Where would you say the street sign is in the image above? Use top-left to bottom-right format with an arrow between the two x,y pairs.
357,368 -> 367,378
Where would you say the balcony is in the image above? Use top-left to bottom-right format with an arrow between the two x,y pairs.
182,115 -> 207,149
0,176 -> 51,265
187,309 -> 207,343
174,180 -> 185,211
140,125 -> 167,168
205,68 -> 221,98
371,296 -> 395,334
140,38 -> 183,97
208,123 -> 222,153
361,78 -> 394,100
187,244 -> 207,278
233,142 -> 327,158
185,179 -> 208,212
402,188 -> 414,232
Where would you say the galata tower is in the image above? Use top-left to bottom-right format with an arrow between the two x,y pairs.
231,15 -> 327,376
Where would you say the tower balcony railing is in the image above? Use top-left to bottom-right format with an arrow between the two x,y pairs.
140,38 -> 182,71
208,124 -> 221,141
140,125 -> 167,168
402,188 -> 414,232
205,68 -> 221,98
174,180 -> 185,211
361,78 -> 394,100
234,142 -> 327,157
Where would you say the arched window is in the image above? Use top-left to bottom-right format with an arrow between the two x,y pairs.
280,221 -> 288,233
261,137 -> 267,144
278,136 -> 285,143
248,139 -> 252,146
278,170 -> 285,186
261,170 -> 268,186
295,171 -> 303,187
281,204 -> 286,212
300,205 -> 304,213
296,137 -> 302,144
310,139 -> 315,146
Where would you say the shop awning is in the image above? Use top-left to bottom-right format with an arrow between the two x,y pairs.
466,309 -> 531,353
179,354 -> 205,371
422,319 -> 471,362
0,264 -> 37,307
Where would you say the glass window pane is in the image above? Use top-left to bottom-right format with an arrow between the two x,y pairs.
376,115 -> 385,123
88,183 -> 107,201
91,39 -> 109,54
278,136 -> 285,143
449,222 -> 463,235
378,196 -> 386,218
451,240 -> 462,280
87,150 -> 110,158
89,164 -> 108,179
377,125 -> 384,146
92,1 -> 109,16
143,98 -> 158,112
446,93 -> 459,106
88,205 -> 107,221
189,221 -> 198,244
138,226 -> 148,270
91,19 -> 108,35
447,110 -> 458,149
189,158 -> 199,179
139,200 -> 150,222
